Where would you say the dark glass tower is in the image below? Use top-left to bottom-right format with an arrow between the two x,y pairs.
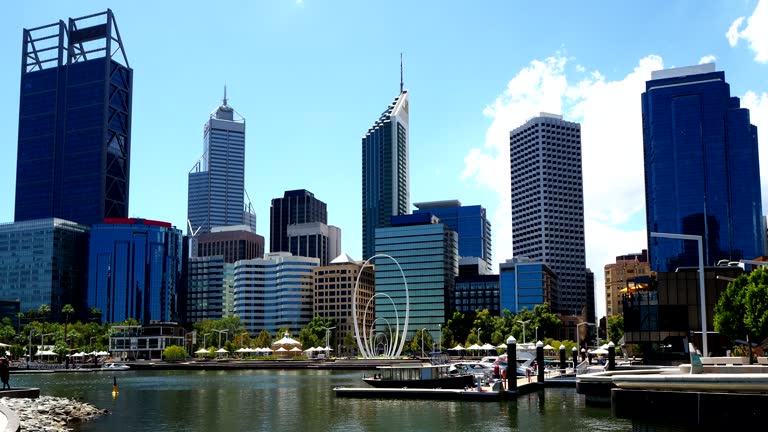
362,66 -> 410,261
269,190 -> 327,253
642,63 -> 764,272
15,10 -> 132,226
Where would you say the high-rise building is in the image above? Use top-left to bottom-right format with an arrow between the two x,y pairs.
313,253 -> 375,356
509,113 -> 586,315
15,10 -> 132,226
604,250 -> 650,317
87,218 -> 183,324
196,225 -> 265,263
286,222 -> 341,266
188,89 -> 256,235
186,256 -> 234,323
374,213 -> 457,341
642,63 -> 764,272
270,190 -> 327,253
413,200 -> 492,273
362,65 -> 410,261
454,274 -> 500,315
0,219 -> 89,316
233,252 -> 319,336
499,258 -> 558,314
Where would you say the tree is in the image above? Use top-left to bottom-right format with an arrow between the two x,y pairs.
62,304 -> 75,347
408,328 -> 433,357
714,268 -> 768,363
607,314 -> 624,345
88,307 -> 102,323
163,345 -> 188,361
38,304 -> 51,320
254,329 -> 273,348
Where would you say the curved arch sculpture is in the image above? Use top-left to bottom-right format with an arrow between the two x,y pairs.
353,254 -> 410,358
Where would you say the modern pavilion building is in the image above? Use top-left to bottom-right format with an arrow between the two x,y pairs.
15,10 -> 132,226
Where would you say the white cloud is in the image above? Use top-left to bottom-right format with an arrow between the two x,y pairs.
698,55 -> 716,64
462,54 -> 663,319
726,0 -> 768,63
742,90 -> 768,214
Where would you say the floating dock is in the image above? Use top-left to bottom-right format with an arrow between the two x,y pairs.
333,386 -> 506,401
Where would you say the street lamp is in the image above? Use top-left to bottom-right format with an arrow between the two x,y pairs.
213,330 -> 228,348
535,326 -> 539,342
478,328 -> 481,344
438,324 -> 442,352
320,326 -> 336,358
421,328 -> 427,358
651,232 -> 707,356
239,332 -> 249,347
89,336 -> 97,348
517,320 -> 531,344
202,333 -> 211,349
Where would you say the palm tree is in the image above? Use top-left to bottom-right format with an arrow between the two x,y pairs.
38,304 -> 51,321
62,304 -> 75,347
15,312 -> 24,333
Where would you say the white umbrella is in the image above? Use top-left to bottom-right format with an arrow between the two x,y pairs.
480,343 -> 495,350
322,346 -> 333,351
215,348 -> 229,353
448,344 -> 465,351
590,348 -> 609,355
97,351 -> 110,356
272,336 -> 301,346
276,347 -> 287,352
194,348 -> 210,355
496,343 -> 507,349
467,344 -> 482,350
543,344 -> 554,350
290,347 -> 302,352
600,343 -> 611,350
261,347 -> 273,353
0,342 -> 11,348
304,347 -> 315,352
235,348 -> 248,353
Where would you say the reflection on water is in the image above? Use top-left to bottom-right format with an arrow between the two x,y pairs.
10,370 -> 632,431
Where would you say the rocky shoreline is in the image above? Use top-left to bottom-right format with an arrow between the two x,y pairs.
1,396 -> 109,431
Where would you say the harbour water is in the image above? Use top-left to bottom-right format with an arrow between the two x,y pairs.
10,369 -> 632,431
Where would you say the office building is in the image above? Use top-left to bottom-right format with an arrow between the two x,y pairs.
454,274 -> 500,315
413,201 -> 492,274
0,219 -> 88,316
196,225 -> 264,263
286,222 -> 341,266
499,258 -> 558,314
188,90 -> 256,235
87,218 -> 183,324
362,67 -> 410,260
313,253 -> 375,356
642,63 -> 764,272
233,252 -> 319,336
186,256 -> 234,323
15,10 -> 132,226
270,190 -> 327,253
510,113 -> 586,315
374,213 -> 457,341
604,250 -> 650,317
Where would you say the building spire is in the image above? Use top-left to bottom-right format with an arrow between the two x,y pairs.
400,53 -> 404,93
223,84 -> 228,106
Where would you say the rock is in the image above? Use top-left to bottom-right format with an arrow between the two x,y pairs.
0,396 -> 109,432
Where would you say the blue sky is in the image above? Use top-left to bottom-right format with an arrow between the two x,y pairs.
2,1 -> 767,319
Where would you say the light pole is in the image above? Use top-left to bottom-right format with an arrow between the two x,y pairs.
320,326 -> 336,358
438,324 -> 442,352
478,328 -> 481,344
535,327 -> 539,342
421,328 -> 427,358
202,333 -> 210,349
651,232 -> 707,356
517,320 -> 531,344
28,330 -> 35,364
214,330 -> 228,348
89,336 -> 97,348
240,332 -> 249,347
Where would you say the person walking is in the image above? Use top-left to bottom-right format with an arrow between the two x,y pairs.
0,357 -> 11,390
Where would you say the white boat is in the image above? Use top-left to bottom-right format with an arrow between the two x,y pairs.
101,362 -> 130,371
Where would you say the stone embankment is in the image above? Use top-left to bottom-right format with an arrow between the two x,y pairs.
0,396 -> 108,431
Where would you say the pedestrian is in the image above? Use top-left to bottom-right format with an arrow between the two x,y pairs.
0,357 -> 10,390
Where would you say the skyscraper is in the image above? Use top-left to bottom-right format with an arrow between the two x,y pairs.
413,200 -> 492,273
510,113 -> 586,315
642,63 -> 764,272
15,10 -> 132,226
187,89 -> 256,235
270,189 -> 327,253
361,60 -> 410,260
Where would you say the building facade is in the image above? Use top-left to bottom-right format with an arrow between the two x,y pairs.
373,213 -> 458,342
362,83 -> 410,261
186,256 -> 235,323
454,274 -> 500,315
187,91 -> 256,235
196,225 -> 265,263
642,63 -> 764,272
313,253 -> 375,356
604,250 -> 651,317
499,258 -> 558,314
510,113 -> 586,315
87,218 -> 183,324
270,190 -> 327,253
15,10 -> 132,226
233,252 -> 319,336
413,200 -> 492,274
286,222 -> 341,266
0,218 -> 88,317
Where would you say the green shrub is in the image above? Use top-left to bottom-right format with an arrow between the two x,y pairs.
163,345 -> 188,362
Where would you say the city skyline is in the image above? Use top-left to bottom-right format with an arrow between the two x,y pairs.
2,1 -> 767,319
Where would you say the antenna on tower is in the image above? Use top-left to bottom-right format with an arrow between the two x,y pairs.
400,53 -> 404,93
223,84 -> 228,106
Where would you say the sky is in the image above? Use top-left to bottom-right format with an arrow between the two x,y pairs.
1,1 -> 767,320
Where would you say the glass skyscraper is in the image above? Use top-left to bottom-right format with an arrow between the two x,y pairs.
362,80 -> 410,261
15,10 -> 132,226
188,90 -> 256,234
233,252 -> 319,336
0,219 -> 89,316
269,190 -> 327,253
374,213 -> 458,341
87,218 -> 183,324
413,200 -> 492,273
642,63 -> 764,272
510,113 -> 586,315
499,258 -> 558,314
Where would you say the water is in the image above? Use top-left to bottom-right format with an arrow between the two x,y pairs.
10,370 -> 632,431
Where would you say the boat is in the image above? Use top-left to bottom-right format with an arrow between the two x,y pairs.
362,362 -> 476,389
101,362 -> 131,371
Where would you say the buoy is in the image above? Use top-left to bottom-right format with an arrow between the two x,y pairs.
112,376 -> 119,396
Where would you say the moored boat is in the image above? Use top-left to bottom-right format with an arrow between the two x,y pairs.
363,363 -> 475,389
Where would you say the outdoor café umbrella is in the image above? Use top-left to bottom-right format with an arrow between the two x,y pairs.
194,348 -> 210,356
448,344 -> 465,351
543,344 -> 554,350
467,343 -> 482,351
590,348 -> 609,355
496,343 -> 507,349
